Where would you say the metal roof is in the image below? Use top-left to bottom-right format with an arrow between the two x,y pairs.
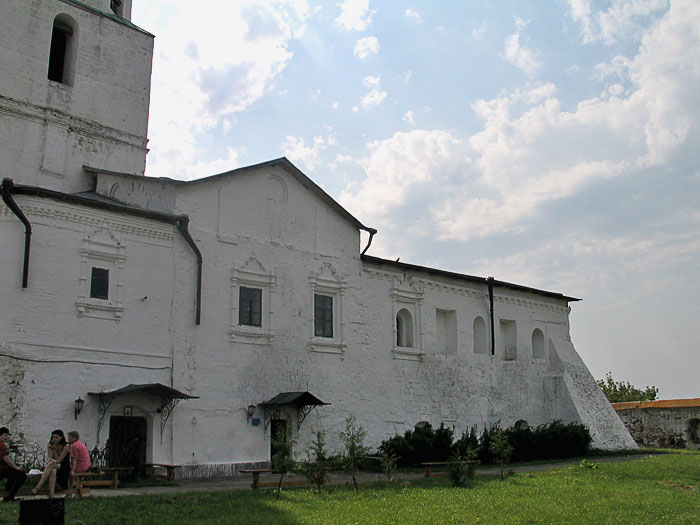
88,383 -> 198,400
261,391 -> 329,407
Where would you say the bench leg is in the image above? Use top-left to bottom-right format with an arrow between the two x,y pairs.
251,472 -> 260,490
425,466 -> 431,478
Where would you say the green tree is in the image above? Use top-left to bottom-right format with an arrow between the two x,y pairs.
296,430 -> 330,494
271,428 -> 295,501
597,372 -> 659,403
339,415 -> 369,491
489,428 -> 513,481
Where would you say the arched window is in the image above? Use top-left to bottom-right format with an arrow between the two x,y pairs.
532,328 -> 545,359
396,308 -> 414,348
473,316 -> 488,354
48,14 -> 78,86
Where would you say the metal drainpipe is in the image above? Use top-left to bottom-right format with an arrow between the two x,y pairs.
1,178 -> 32,288
361,227 -> 377,255
176,216 -> 202,326
487,277 -> 495,356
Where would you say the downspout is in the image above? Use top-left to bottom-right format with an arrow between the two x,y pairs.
1,178 -> 31,288
487,277 -> 495,356
360,227 -> 377,256
176,216 -> 202,326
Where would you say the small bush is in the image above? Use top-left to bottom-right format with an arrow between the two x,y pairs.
447,447 -> 478,488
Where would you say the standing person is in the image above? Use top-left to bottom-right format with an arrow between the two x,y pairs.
67,431 -> 91,486
0,426 -> 27,501
30,430 -> 71,498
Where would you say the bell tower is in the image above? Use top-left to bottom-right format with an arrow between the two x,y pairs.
0,0 -> 153,192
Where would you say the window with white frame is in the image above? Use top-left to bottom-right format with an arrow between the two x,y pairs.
76,229 -> 125,321
230,258 -> 275,345
309,264 -> 346,355
391,279 -> 424,361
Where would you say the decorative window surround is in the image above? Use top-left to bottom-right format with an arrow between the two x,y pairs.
391,281 -> 424,361
309,264 -> 347,356
76,228 -> 125,321
230,258 -> 276,345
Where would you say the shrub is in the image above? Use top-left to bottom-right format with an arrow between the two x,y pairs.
454,425 -> 479,458
433,423 -> 455,462
296,430 -> 331,494
339,415 -> 369,491
447,447 -> 478,488
378,434 -> 414,467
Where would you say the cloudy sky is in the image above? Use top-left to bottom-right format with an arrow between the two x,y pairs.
131,0 -> 700,399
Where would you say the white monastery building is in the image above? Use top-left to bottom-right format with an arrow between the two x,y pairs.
0,0 -> 636,477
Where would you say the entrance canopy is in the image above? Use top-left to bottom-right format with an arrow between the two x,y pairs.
88,383 -> 199,442
89,383 -> 199,400
260,391 -> 329,430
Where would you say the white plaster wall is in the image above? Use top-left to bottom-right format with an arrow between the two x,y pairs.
0,196 -> 183,461
0,0 -> 153,192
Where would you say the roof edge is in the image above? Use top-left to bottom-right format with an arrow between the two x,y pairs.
361,254 -> 580,302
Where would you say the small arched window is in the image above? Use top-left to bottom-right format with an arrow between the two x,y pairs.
532,328 -> 545,359
48,14 -> 78,86
396,308 -> 414,348
473,316 -> 488,354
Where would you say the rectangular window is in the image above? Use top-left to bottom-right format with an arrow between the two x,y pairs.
314,294 -> 333,338
90,267 -> 109,300
239,286 -> 262,327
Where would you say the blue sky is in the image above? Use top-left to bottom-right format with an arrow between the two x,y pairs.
132,0 -> 700,399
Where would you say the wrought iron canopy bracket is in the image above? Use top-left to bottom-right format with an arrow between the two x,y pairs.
159,397 -> 181,442
95,393 -> 117,445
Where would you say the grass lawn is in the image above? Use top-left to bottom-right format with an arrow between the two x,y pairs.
1,452 -> 698,524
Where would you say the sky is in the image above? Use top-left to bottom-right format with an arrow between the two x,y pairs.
131,0 -> 700,399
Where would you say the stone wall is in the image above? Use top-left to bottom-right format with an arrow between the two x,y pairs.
613,400 -> 700,449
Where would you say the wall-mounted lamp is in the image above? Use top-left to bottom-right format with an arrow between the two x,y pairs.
74,397 -> 85,419
246,405 -> 256,422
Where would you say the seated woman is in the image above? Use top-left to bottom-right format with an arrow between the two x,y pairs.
30,430 -> 71,498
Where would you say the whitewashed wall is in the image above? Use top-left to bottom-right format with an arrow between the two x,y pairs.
0,195 -> 185,462
0,0 -> 152,193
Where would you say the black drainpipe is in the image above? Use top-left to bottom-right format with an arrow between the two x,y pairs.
1,178 -> 32,288
176,215 -> 202,326
487,277 -> 495,356
360,227 -> 377,256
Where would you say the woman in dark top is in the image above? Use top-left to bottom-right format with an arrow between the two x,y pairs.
30,429 -> 71,498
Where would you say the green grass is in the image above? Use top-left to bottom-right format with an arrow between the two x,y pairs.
1,453 -> 698,524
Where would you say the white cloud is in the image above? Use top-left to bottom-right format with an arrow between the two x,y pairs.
405,8 -> 422,23
281,135 -> 327,171
472,21 -> 488,40
401,70 -> 413,86
402,111 -> 415,126
134,1 -> 312,179
343,0 -> 700,250
359,75 -> 387,108
354,36 -> 380,59
568,0 -> 669,44
503,33 -> 541,76
339,130 -> 470,237
335,0 -> 375,31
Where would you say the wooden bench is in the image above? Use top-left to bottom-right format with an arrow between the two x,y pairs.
239,469 -> 309,489
421,462 -> 450,477
81,467 -> 132,489
144,463 -> 180,482
239,468 -> 274,489
72,471 -> 106,497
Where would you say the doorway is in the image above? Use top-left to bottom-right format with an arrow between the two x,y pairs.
108,416 -> 147,473
270,419 -> 287,460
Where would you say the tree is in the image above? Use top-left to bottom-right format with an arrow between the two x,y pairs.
296,430 -> 331,495
597,372 -> 659,403
339,415 -> 369,491
489,428 -> 513,481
